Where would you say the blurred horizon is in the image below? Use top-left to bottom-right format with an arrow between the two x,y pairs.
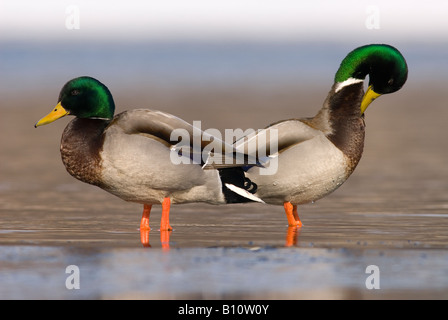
1,0 -> 447,102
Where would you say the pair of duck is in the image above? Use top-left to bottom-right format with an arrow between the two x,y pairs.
35,44 -> 408,233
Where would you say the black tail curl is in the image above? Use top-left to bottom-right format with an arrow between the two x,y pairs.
218,167 -> 258,203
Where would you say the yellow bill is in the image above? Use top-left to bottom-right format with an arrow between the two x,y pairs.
360,85 -> 381,114
34,102 -> 69,127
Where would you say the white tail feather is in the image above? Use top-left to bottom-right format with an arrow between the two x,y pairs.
224,183 -> 265,203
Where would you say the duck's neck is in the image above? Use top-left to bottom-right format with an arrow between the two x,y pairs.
60,118 -> 110,186
310,81 -> 366,172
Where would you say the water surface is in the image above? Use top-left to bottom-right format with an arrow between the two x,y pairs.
1,42 -> 448,299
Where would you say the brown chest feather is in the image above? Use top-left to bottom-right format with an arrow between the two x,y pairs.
60,118 -> 108,187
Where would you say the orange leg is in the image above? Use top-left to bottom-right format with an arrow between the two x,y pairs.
283,202 -> 303,227
292,204 -> 303,227
160,197 -> 173,231
140,204 -> 152,231
140,204 -> 152,247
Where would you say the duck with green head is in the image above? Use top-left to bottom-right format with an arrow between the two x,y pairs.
230,44 -> 408,227
35,77 -> 264,235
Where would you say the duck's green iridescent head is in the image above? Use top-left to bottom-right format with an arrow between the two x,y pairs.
35,77 -> 115,127
334,44 -> 408,114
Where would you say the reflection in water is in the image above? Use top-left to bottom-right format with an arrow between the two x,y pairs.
285,226 -> 301,247
161,230 -> 171,250
140,226 -> 302,250
140,228 -> 172,250
140,228 -> 151,248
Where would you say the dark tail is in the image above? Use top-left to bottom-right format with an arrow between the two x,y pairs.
218,168 -> 262,203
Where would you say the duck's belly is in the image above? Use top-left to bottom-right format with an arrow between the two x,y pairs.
246,135 -> 350,205
100,167 -> 225,206
99,173 -> 168,205
99,132 -> 225,205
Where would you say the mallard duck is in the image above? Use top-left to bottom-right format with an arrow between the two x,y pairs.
228,44 -> 408,227
35,77 -> 263,232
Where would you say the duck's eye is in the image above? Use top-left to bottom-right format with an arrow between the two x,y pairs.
387,78 -> 394,85
71,89 -> 81,96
